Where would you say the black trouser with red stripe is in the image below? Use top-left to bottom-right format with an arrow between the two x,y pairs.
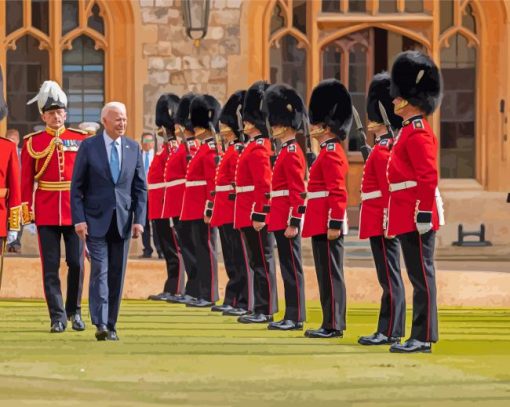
274,230 -> 306,322
369,235 -> 405,338
311,234 -> 346,331
398,230 -> 438,343
37,225 -> 84,326
153,218 -> 185,295
219,223 -> 253,310
175,218 -> 199,298
188,219 -> 219,302
241,226 -> 278,316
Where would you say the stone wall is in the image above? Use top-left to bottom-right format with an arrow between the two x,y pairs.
139,0 -> 243,131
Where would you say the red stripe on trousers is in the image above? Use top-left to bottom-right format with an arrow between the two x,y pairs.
418,234 -> 431,342
258,231 -> 272,315
288,237 -> 301,322
381,236 -> 394,337
326,240 -> 336,330
240,232 -> 252,311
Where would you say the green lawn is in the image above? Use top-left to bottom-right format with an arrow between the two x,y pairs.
0,300 -> 509,406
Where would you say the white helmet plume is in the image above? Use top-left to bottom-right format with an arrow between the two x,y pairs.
27,80 -> 68,114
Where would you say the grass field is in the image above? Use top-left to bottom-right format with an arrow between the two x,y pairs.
0,300 -> 509,406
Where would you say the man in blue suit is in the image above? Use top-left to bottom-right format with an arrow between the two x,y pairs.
71,101 -> 147,341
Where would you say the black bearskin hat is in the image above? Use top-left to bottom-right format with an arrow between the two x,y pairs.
309,79 -> 353,140
367,72 -> 403,129
390,51 -> 443,115
190,94 -> 221,132
220,90 -> 246,139
175,92 -> 196,132
263,84 -> 305,131
242,81 -> 270,137
155,93 -> 180,131
0,67 -> 6,121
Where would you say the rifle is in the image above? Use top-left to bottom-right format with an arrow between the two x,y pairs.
302,114 -> 316,169
352,106 -> 372,163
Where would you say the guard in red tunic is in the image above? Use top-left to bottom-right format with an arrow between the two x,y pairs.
146,93 -> 189,302
21,81 -> 87,333
302,79 -> 351,339
387,51 -> 443,353
0,66 -> 22,266
358,72 -> 405,346
264,84 -> 306,331
208,90 -> 254,316
234,81 -> 278,324
180,94 -> 222,308
164,93 -> 201,304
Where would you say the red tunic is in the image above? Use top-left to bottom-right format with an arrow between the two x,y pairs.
233,136 -> 273,229
267,140 -> 306,232
302,139 -> 348,238
358,136 -> 393,239
21,126 -> 88,226
180,138 -> 220,221
147,139 -> 200,220
210,141 -> 242,227
386,117 -> 441,236
0,138 -> 21,237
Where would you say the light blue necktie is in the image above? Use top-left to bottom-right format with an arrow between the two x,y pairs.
110,140 -> 120,183
144,151 -> 150,174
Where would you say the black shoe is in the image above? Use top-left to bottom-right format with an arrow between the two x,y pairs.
50,321 -> 65,333
305,327 -> 343,338
211,304 -> 234,312
223,307 -> 249,316
139,253 -> 152,259
69,313 -> 85,331
238,313 -> 273,324
95,325 -> 109,341
157,252 -> 164,259
168,294 -> 196,305
358,332 -> 400,346
390,339 -> 432,353
186,298 -> 214,308
268,320 -> 303,331
148,292 -> 173,301
107,331 -> 119,341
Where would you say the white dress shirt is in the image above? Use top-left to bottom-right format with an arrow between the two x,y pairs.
103,131 -> 122,169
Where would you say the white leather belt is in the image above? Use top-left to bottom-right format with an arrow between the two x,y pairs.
215,184 -> 234,192
361,190 -> 382,201
389,181 -> 417,192
270,190 -> 289,198
186,180 -> 207,187
307,191 -> 329,199
236,185 -> 255,193
148,179 -> 185,190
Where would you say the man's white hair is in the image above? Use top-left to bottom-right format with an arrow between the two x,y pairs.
101,101 -> 127,120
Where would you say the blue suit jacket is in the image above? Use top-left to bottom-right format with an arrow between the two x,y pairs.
71,134 -> 147,239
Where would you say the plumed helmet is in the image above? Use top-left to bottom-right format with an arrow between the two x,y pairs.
27,80 -> 67,114
367,72 -> 403,129
0,66 -> 7,121
175,92 -> 196,132
263,84 -> 305,131
390,50 -> 443,115
309,79 -> 353,140
190,94 -> 221,132
220,90 -> 246,139
242,80 -> 270,137
155,93 -> 180,131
